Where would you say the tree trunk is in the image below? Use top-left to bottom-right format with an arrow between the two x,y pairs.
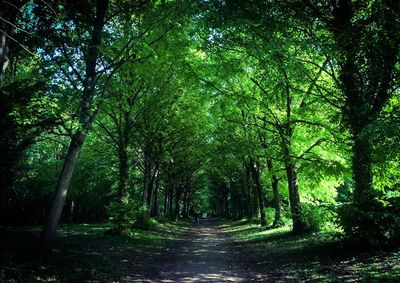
285,160 -> 303,234
151,174 -> 160,217
267,159 -> 281,227
168,186 -> 173,216
145,176 -> 154,210
250,158 -> 266,226
175,189 -> 181,218
182,189 -> 188,217
143,154 -> 150,205
40,131 -> 85,250
0,1 -> 21,83
163,187 -> 168,215
186,193 -> 191,216
351,130 -> 373,204
69,200 -> 75,224
118,148 -> 128,201
224,188 -> 229,218
280,116 -> 303,234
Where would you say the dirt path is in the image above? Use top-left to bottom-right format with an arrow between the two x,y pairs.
0,221 -> 265,282
149,220 -> 262,282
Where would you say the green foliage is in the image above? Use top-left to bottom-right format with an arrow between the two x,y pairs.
2,0 -> 399,255
264,207 -> 276,226
107,199 -> 158,235
133,206 -> 158,231
337,182 -> 400,246
300,203 -> 332,233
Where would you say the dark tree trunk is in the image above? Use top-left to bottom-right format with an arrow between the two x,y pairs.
285,160 -> 303,234
145,177 -> 154,210
163,187 -> 168,215
224,188 -> 229,218
250,158 -> 266,226
267,159 -> 281,227
40,131 -> 86,250
186,193 -> 191,216
351,129 -> 373,203
168,186 -> 174,216
69,200 -> 75,224
0,1 -> 22,83
143,153 -> 150,205
182,189 -> 188,217
175,189 -> 181,218
281,132 -> 303,234
118,148 -> 128,201
151,174 -> 160,217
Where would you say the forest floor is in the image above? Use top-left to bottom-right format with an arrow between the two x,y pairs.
220,219 -> 400,282
1,219 -> 400,282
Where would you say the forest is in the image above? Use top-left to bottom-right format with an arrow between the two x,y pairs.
0,0 -> 399,282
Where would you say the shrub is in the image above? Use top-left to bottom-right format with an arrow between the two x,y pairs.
263,207 -> 276,226
336,181 -> 400,246
300,203 -> 331,233
132,205 -> 156,230
107,198 -> 158,235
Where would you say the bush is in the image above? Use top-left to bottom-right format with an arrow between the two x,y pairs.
336,181 -> 400,246
337,194 -> 400,245
300,203 -> 331,233
263,207 -> 276,226
107,198 -> 158,235
132,206 -> 158,230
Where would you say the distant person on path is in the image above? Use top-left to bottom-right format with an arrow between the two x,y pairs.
195,215 -> 200,226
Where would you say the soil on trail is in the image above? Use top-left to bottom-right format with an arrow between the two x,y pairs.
149,220 -> 264,282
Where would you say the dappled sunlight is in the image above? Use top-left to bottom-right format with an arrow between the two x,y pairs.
159,272 -> 246,282
1,0 -> 399,282
223,221 -> 400,282
1,220 -> 399,282
153,220 -> 261,282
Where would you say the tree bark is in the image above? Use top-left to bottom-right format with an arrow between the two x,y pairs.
168,185 -> 174,216
151,174 -> 160,217
267,159 -> 281,227
69,200 -> 75,224
40,131 -> 85,250
285,160 -> 303,234
281,137 -> 303,234
174,188 -> 181,218
118,148 -> 128,201
0,1 -> 22,83
182,189 -> 188,217
163,187 -> 168,215
250,158 -> 266,226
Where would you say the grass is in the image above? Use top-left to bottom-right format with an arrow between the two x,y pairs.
2,219 -> 399,282
0,220 -> 189,282
219,219 -> 400,282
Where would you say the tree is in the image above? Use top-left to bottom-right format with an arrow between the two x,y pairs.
40,0 -> 111,250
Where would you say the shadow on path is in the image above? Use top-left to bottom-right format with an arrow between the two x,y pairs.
143,219 -> 264,282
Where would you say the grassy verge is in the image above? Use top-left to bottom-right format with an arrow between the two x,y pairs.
0,221 -> 188,282
219,219 -> 400,282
